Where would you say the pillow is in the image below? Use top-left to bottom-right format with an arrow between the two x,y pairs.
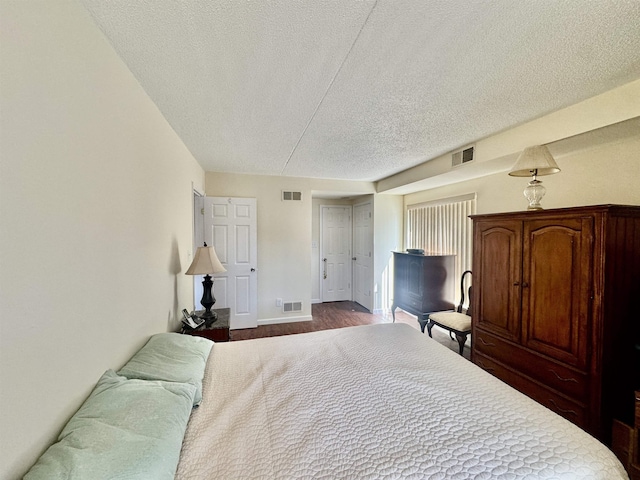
117,332 -> 213,406
24,370 -> 195,480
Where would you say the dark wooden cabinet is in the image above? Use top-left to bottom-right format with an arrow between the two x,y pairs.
391,252 -> 455,330
471,205 -> 640,443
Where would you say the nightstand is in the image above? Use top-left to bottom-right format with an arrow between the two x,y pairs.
183,308 -> 230,342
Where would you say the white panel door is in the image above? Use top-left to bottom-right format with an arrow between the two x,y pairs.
321,206 -> 352,302
203,197 -> 257,329
353,202 -> 373,311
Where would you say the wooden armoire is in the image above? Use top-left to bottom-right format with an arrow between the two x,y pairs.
470,204 -> 640,443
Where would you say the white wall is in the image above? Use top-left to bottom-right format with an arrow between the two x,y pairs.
0,2 -> 204,479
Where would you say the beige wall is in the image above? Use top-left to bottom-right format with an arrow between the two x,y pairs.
373,194 -> 404,313
205,172 -> 375,322
0,2 -> 204,479
404,132 -> 640,214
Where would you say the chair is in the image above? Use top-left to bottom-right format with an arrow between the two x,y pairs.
426,270 -> 472,355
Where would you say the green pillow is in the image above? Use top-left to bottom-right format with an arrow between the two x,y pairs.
117,332 -> 213,406
24,370 -> 195,480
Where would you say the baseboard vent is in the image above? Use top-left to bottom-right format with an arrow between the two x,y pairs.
282,191 -> 302,201
452,145 -> 475,167
283,301 -> 303,313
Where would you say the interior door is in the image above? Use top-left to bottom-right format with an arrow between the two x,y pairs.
353,202 -> 372,311
321,205 -> 352,302
202,197 -> 257,330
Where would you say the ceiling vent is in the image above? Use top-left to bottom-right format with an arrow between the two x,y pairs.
283,301 -> 303,313
452,146 -> 475,167
282,191 -> 302,201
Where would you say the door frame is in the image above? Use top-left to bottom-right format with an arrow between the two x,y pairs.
192,188 -> 205,311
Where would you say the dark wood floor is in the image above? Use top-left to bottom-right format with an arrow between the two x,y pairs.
231,301 -> 470,359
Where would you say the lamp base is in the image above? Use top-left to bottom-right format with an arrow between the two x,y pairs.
524,179 -> 546,211
198,309 -> 218,328
198,274 -> 218,327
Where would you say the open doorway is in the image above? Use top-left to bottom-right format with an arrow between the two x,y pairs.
312,196 -> 374,313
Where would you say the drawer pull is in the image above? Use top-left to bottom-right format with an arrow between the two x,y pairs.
548,399 -> 578,418
476,360 -> 494,373
479,337 -> 496,347
549,369 -> 579,383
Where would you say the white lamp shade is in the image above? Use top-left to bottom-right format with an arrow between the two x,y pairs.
508,145 -> 561,177
185,244 -> 226,275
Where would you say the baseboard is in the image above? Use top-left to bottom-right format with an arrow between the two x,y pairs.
257,315 -> 313,326
311,298 -> 321,304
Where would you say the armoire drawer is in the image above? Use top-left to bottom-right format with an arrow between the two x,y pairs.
474,328 -> 588,400
474,352 -> 587,429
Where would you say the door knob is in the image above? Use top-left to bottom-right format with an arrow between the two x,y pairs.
352,257 -> 356,261
250,268 -> 256,272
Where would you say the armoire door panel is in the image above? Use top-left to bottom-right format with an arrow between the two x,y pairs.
522,218 -> 593,367
473,221 -> 522,341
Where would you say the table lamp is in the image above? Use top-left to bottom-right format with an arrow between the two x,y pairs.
508,145 -> 560,210
185,242 -> 226,326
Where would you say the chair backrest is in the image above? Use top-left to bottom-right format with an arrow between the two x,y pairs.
456,270 -> 472,316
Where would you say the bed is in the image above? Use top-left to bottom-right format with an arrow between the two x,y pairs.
175,323 -> 628,479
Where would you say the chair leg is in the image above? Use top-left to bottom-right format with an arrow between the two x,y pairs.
426,320 -> 434,337
454,333 -> 467,355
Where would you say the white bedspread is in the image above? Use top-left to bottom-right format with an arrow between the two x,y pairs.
176,323 -> 628,479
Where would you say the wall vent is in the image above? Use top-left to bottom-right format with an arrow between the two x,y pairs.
283,301 -> 303,313
452,145 -> 475,167
282,191 -> 302,201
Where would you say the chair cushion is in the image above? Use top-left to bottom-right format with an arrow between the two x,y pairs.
429,312 -> 471,332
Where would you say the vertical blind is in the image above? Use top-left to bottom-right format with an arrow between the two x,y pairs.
406,195 -> 476,302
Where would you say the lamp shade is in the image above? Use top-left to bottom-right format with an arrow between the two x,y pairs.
185,243 -> 226,275
508,145 -> 561,177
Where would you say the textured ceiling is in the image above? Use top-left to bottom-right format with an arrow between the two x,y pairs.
80,0 -> 640,182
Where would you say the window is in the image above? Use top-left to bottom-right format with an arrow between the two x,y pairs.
406,194 -> 476,302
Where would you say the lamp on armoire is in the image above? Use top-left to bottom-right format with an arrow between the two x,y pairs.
508,145 -> 560,211
185,243 -> 226,326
